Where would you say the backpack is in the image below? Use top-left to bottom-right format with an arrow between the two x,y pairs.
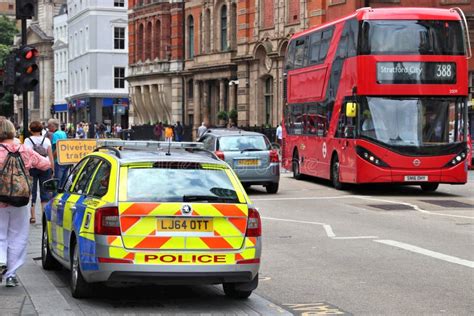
28,136 -> 48,157
0,145 -> 31,207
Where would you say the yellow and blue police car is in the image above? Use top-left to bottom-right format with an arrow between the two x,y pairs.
42,140 -> 261,299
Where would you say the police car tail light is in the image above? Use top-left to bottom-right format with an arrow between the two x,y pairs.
269,149 -> 279,163
246,208 -> 261,237
95,207 -> 121,235
215,150 -> 225,160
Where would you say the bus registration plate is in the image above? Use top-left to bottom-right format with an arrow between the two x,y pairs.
404,175 -> 428,182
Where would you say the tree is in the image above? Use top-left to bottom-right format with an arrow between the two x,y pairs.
0,15 -> 17,117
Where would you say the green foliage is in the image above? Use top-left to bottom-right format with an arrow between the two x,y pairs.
217,110 -> 228,121
228,109 -> 238,121
0,16 -> 17,46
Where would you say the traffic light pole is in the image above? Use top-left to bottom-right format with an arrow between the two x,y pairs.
21,18 -> 28,140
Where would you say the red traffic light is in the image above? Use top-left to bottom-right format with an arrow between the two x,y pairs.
24,48 -> 38,60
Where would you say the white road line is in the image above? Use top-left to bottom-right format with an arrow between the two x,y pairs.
261,216 -> 378,240
353,196 -> 474,220
375,239 -> 474,269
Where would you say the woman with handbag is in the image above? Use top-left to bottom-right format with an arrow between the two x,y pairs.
0,118 -> 51,287
24,121 -> 54,224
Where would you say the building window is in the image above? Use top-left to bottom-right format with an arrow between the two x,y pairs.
154,20 -> 161,59
264,77 -> 273,125
188,80 -> 194,99
188,15 -> 194,59
8,4 -> 13,10
114,27 -> 125,49
114,0 -> 124,7
220,5 -> 227,51
145,22 -> 152,60
114,67 -> 125,89
137,23 -> 144,62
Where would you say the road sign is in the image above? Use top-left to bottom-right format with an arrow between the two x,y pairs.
56,139 -> 97,165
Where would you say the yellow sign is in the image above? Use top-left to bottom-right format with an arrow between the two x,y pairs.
57,139 -> 97,165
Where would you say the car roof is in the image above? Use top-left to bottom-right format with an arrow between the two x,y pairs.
203,128 -> 266,137
96,148 -> 226,166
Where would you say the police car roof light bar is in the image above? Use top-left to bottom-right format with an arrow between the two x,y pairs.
96,140 -> 204,151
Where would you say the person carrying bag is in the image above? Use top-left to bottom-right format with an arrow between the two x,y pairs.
0,119 -> 51,287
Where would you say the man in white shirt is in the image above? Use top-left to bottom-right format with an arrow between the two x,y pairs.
197,122 -> 207,139
276,124 -> 283,146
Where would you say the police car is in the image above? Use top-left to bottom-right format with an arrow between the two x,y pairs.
42,140 -> 261,299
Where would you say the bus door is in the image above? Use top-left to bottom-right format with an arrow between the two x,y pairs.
334,101 -> 357,183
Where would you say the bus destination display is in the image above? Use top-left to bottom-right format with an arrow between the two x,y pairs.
376,62 -> 456,84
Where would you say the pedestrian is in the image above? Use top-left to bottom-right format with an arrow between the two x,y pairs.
94,122 -> 100,139
83,122 -> 89,139
276,124 -> 283,147
197,122 -> 207,139
0,118 -> 51,287
76,122 -> 85,139
174,121 -> 183,142
47,118 -> 68,186
154,122 -> 163,141
165,124 -> 174,142
24,121 -> 54,224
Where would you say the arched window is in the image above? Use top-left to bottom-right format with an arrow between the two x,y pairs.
137,23 -> 144,62
230,3 -> 237,49
145,22 -> 152,61
220,5 -> 227,51
187,15 -> 194,59
154,20 -> 161,59
264,77 -> 273,125
204,9 -> 211,53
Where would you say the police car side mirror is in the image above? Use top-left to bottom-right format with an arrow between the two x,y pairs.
43,179 -> 61,193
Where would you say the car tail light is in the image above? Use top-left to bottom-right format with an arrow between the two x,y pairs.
246,208 -> 261,237
98,257 -> 132,264
95,207 -> 121,235
269,149 -> 279,163
236,258 -> 260,264
215,150 -> 225,160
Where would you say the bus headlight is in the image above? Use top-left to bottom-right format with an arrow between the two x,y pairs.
356,146 -> 389,167
444,148 -> 468,168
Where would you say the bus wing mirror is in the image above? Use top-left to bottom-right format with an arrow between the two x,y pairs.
346,102 -> 357,118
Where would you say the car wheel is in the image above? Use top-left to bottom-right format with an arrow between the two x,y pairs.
70,241 -> 91,298
266,182 -> 279,194
331,155 -> 345,190
292,152 -> 302,180
420,183 -> 439,192
41,219 -> 61,270
223,283 -> 253,299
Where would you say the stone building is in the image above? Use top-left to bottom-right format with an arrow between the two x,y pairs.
128,0 -> 474,134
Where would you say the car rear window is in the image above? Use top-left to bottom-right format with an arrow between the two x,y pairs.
218,135 -> 270,152
125,163 -> 240,203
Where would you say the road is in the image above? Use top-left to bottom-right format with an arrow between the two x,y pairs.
6,171 -> 473,315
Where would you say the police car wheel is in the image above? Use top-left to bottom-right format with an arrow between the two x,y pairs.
223,283 -> 253,299
70,242 -> 91,298
41,220 -> 61,270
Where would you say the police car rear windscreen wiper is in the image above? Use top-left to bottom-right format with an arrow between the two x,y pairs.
182,195 -> 237,203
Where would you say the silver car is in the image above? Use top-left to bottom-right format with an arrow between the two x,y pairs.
199,129 -> 280,193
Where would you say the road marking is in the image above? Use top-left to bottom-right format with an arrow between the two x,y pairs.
261,216 -> 378,240
283,302 -> 349,315
374,239 -> 474,269
353,196 -> 474,220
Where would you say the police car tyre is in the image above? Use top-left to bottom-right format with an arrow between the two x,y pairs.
420,183 -> 439,192
71,242 -> 91,298
41,220 -> 61,270
223,283 -> 253,299
266,182 -> 279,194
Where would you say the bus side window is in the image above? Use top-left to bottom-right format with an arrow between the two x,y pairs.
309,32 -> 322,64
294,38 -> 307,68
286,41 -> 296,70
337,103 -> 356,138
319,29 -> 334,61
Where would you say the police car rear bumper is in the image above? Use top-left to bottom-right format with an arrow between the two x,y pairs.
83,263 -> 259,285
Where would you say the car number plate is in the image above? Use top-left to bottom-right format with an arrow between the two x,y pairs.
404,175 -> 428,182
157,219 -> 213,232
238,159 -> 259,166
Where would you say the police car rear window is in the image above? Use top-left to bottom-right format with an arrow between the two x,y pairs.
125,164 -> 240,203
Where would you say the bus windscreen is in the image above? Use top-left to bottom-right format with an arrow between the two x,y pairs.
360,20 -> 465,55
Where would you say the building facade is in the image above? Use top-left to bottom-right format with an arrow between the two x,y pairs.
66,0 -> 129,131
52,4 -> 69,124
127,0 -> 474,134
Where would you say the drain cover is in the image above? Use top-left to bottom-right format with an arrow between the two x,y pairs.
421,200 -> 473,208
369,204 -> 413,211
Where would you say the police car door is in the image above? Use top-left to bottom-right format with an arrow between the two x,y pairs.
60,158 -> 101,262
50,158 -> 89,260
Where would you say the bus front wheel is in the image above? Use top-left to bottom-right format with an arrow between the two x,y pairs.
420,183 -> 439,192
331,155 -> 345,190
292,151 -> 302,180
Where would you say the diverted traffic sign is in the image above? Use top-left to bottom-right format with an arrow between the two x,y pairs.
57,139 -> 97,165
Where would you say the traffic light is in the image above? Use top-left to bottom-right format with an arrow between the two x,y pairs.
16,0 -> 35,19
14,45 -> 39,94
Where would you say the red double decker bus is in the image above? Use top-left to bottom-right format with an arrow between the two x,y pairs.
282,7 -> 471,192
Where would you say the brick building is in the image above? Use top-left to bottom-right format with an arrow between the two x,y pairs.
127,0 -> 474,133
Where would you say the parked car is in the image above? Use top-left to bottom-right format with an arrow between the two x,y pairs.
199,129 -> 280,193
